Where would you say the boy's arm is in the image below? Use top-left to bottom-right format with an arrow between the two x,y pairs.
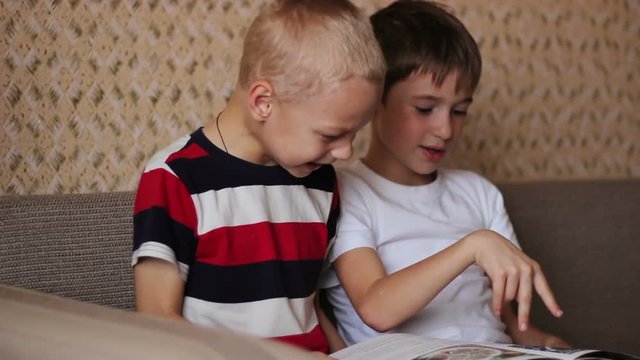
335,229 -> 562,333
314,293 -> 346,353
502,303 -> 571,348
134,257 -> 186,321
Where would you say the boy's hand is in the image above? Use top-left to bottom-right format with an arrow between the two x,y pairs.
543,334 -> 572,349
503,303 -> 570,348
465,230 -> 563,331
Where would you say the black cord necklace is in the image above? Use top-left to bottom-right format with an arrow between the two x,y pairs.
215,111 -> 229,153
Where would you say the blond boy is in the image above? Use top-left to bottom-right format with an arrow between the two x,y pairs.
132,0 -> 384,354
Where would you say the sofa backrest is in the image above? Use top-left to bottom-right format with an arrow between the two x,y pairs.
0,191 -> 136,310
1,180 -> 639,356
500,180 -> 640,355
501,180 -> 640,355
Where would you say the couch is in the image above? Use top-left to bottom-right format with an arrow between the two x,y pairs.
0,284 -> 317,359
1,180 -> 639,356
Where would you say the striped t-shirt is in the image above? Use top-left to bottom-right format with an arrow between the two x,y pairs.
132,128 -> 338,352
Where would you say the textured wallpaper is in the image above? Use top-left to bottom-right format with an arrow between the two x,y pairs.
1,0 -> 639,195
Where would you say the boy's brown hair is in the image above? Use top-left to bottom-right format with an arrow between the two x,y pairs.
238,0 -> 386,102
371,0 -> 482,102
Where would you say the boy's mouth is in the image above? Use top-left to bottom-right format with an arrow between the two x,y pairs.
305,162 -> 322,171
420,146 -> 446,161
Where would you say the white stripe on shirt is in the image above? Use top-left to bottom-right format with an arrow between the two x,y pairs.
132,241 -> 189,281
143,134 -> 190,174
193,185 -> 333,235
182,294 -> 318,338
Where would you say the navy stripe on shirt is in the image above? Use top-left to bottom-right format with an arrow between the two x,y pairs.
168,129 -> 336,195
185,259 -> 324,303
133,206 -> 198,266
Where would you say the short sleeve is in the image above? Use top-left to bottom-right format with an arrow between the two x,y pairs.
478,176 -> 520,249
320,168 -> 378,289
131,165 -> 198,279
326,168 -> 378,263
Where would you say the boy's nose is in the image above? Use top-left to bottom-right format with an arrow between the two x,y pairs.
330,142 -> 354,161
433,112 -> 453,141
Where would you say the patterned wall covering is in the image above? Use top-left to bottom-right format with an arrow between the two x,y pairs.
1,0 -> 639,195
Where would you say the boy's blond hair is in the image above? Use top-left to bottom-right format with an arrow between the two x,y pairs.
238,0 -> 386,101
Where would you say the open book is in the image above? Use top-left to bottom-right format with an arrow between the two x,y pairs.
332,333 -> 639,360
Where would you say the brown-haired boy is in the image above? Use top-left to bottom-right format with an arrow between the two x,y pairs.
321,0 -> 569,348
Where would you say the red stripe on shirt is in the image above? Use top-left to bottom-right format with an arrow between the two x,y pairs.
166,142 -> 209,163
196,221 -> 328,266
330,184 -> 340,212
272,324 -> 329,353
134,168 -> 196,230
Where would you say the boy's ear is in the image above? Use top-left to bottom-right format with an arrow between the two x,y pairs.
247,81 -> 274,122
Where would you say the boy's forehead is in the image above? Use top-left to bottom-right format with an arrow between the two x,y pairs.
293,76 -> 380,102
323,75 -> 382,93
402,71 -> 474,97
303,77 -> 380,127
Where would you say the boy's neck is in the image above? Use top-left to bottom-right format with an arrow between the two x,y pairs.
202,90 -> 273,165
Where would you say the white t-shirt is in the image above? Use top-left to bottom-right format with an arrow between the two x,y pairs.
321,160 -> 518,345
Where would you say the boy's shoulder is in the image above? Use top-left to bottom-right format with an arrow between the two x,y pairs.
335,163 -> 497,191
143,132 -> 194,172
336,160 -> 373,185
440,168 -> 488,182
334,161 -> 379,199
439,168 -> 501,194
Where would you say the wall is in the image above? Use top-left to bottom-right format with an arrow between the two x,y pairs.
1,0 -> 638,195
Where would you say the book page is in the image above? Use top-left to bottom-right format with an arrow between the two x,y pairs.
331,334 -> 598,360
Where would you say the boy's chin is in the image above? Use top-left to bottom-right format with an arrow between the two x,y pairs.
410,164 -> 440,182
284,163 -> 322,178
411,163 -> 440,175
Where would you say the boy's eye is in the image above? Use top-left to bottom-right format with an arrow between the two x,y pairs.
320,134 -> 341,142
452,109 -> 468,117
415,107 -> 433,114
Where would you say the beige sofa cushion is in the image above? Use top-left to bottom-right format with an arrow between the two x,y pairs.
0,284 -> 316,360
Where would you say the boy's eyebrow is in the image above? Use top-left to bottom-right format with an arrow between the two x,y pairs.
412,95 -> 473,104
317,126 -> 351,135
